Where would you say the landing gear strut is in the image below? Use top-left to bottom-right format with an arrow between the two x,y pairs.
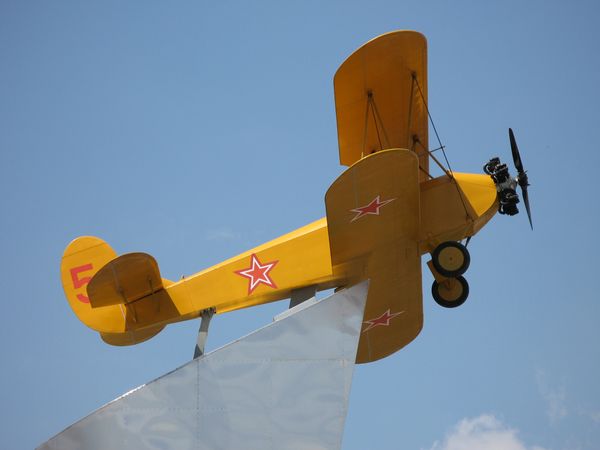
429,241 -> 471,308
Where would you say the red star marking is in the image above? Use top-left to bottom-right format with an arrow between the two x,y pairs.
235,253 -> 279,294
350,195 -> 396,222
362,309 -> 404,333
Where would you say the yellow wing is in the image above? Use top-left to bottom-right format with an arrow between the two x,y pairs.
326,149 -> 423,363
334,30 -> 429,180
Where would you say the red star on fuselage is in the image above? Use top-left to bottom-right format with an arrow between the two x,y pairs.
350,195 -> 396,222
362,309 -> 404,333
235,253 -> 279,294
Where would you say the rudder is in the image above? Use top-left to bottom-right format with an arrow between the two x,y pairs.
60,236 -> 127,335
61,236 -> 175,345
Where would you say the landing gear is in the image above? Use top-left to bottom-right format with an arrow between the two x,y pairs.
431,276 -> 469,308
431,241 -> 470,277
429,241 -> 471,308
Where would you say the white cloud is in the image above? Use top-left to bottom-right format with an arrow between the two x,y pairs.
536,369 -> 567,422
204,227 -> 241,241
429,415 -> 548,450
589,411 -> 600,424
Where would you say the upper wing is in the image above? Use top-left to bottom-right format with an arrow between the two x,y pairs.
325,149 -> 423,363
334,30 -> 429,180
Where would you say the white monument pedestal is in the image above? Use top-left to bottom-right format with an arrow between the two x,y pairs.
39,282 -> 368,450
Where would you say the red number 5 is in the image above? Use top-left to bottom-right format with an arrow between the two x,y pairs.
70,264 -> 94,303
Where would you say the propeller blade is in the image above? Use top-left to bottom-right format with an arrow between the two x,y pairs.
521,185 -> 533,230
508,127 -> 532,230
509,128 -> 524,174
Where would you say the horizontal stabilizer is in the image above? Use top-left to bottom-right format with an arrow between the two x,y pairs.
87,253 -> 165,308
100,325 -> 165,346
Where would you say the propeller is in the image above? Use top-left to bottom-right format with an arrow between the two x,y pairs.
508,128 -> 533,229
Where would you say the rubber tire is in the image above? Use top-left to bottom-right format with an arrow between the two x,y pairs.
432,241 -> 471,277
432,276 -> 469,308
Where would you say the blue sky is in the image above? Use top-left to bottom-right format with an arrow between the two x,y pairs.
1,1 -> 599,449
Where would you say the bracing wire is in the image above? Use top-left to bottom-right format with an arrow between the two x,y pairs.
362,94 -> 370,158
412,74 -> 471,218
412,74 -> 454,175
368,92 -> 384,151
370,95 -> 391,148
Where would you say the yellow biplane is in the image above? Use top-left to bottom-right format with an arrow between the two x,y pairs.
60,31 -> 532,364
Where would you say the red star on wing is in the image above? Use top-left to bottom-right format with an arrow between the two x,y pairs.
362,309 -> 404,333
350,195 -> 396,222
235,253 -> 279,294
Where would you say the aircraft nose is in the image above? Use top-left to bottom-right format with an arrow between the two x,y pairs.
452,172 -> 498,219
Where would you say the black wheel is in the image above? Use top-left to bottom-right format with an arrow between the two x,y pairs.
432,276 -> 469,308
431,241 -> 470,277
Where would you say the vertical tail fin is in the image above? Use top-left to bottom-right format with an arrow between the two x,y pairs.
60,236 -> 127,335
61,236 -> 169,345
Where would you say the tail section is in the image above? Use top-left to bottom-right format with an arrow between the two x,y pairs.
100,326 -> 165,346
87,252 -> 165,308
61,236 -> 126,333
60,236 -> 173,345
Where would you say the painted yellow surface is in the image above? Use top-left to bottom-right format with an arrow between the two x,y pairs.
334,30 -> 429,180
87,253 -> 165,308
100,325 -> 165,346
61,238 -> 179,335
326,149 -> 422,363
59,31 -> 503,363
60,219 -> 337,335
59,151 -> 498,360
419,172 -> 498,250
453,173 -> 497,217
61,236 -> 123,332
165,217 -> 336,315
